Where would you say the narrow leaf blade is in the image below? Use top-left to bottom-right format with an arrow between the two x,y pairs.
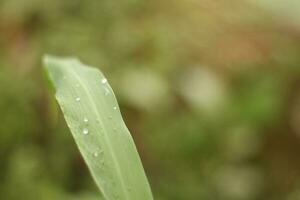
44,55 -> 153,200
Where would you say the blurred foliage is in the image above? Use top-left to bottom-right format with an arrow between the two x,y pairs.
250,0 -> 300,27
1,0 -> 300,199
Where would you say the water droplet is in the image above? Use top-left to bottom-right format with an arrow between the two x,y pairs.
83,128 -> 89,135
113,106 -> 117,110
113,127 -> 117,132
83,117 -> 88,123
76,97 -> 81,102
108,116 -> 112,119
101,78 -> 107,84
93,152 -> 99,157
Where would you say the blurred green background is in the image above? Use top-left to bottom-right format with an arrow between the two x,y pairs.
1,0 -> 300,199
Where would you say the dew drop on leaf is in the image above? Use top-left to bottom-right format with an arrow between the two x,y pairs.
93,152 -> 99,157
83,117 -> 88,123
83,128 -> 89,135
76,97 -> 81,102
101,78 -> 107,84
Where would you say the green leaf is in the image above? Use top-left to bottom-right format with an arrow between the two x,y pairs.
43,55 -> 153,200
